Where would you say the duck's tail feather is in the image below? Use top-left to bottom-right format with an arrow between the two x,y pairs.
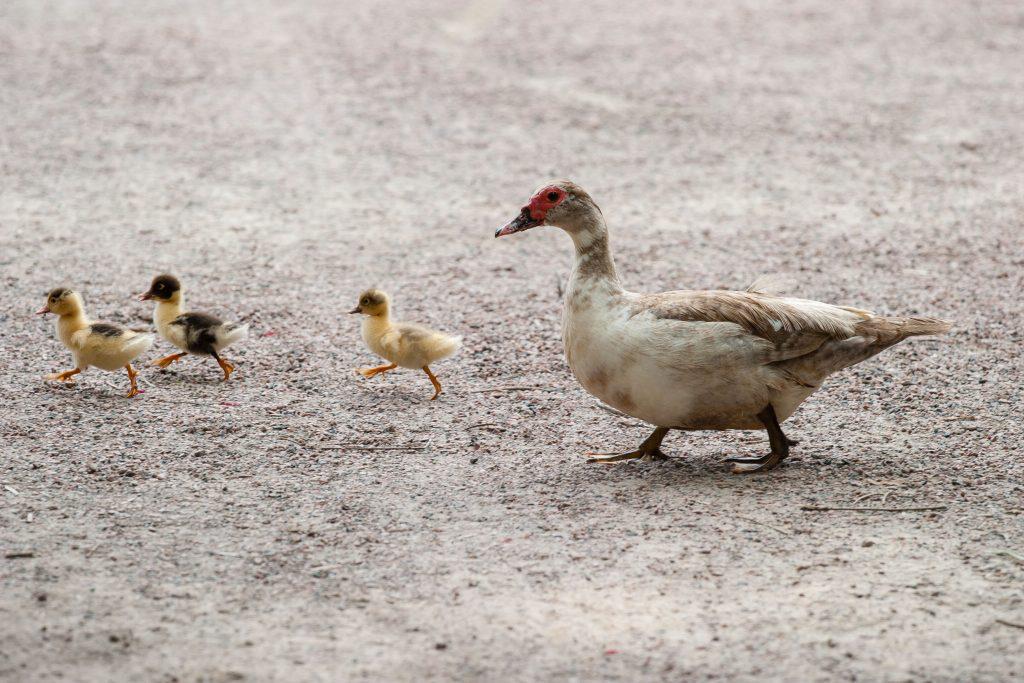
219,323 -> 249,348
124,333 -> 155,357
433,334 -> 462,361
774,315 -> 951,385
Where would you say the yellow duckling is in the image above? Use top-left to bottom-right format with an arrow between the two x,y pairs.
37,287 -> 154,398
350,289 -> 461,400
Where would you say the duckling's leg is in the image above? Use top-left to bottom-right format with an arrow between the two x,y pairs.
124,364 -> 141,398
212,351 -> 235,381
727,405 -> 791,474
586,427 -> 671,464
356,363 -> 397,379
45,368 -> 81,383
422,366 -> 442,400
151,352 -> 188,369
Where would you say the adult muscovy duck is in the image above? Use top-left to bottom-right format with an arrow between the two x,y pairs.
495,180 -> 950,473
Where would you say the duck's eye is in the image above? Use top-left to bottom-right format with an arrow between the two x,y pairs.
547,191 -> 559,202
361,299 -> 369,306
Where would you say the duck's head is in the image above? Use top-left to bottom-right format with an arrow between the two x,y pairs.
139,274 -> 182,303
37,287 -> 82,316
349,289 -> 389,317
495,180 -> 603,239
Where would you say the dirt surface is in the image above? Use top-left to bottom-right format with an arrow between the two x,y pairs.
1,1 -> 1023,680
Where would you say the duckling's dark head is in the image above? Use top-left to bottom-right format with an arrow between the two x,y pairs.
349,289 -> 389,316
139,274 -> 182,302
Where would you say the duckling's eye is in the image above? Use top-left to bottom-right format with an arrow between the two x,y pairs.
361,298 -> 370,306
547,191 -> 559,202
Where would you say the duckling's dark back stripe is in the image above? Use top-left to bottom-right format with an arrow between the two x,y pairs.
89,323 -> 124,337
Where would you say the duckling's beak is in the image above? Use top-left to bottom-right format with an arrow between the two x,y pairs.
495,206 -> 543,238
348,306 -> 362,314
138,292 -> 153,301
35,305 -> 50,316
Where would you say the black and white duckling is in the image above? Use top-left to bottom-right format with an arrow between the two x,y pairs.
37,287 -> 153,398
138,274 -> 249,381
350,289 -> 461,400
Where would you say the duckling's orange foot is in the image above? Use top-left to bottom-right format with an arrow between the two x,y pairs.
215,357 -> 236,381
151,352 -> 187,369
357,363 -> 398,379
422,366 -> 442,401
124,364 -> 142,398
45,369 -> 81,383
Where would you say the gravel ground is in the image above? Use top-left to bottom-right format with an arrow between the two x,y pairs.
1,1 -> 1023,680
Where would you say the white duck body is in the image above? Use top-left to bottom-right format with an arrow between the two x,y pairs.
55,298 -> 153,371
552,192 -> 949,432
564,274 -> 840,429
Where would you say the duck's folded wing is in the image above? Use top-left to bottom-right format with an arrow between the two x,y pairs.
171,312 -> 224,330
630,290 -> 872,362
171,312 -> 224,352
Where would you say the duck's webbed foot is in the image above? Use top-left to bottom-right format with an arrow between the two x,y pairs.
124,364 -> 141,398
728,405 -> 791,474
45,368 -> 81,383
151,352 -> 187,369
356,363 -> 397,379
587,427 -> 671,464
422,366 -> 442,401
212,352 -> 236,381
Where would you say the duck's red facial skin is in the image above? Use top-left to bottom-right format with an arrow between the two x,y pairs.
528,186 -> 566,221
494,185 -> 567,238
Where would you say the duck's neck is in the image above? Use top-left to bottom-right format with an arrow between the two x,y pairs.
154,297 -> 184,328
362,312 -> 393,335
57,309 -> 88,346
567,212 -> 622,293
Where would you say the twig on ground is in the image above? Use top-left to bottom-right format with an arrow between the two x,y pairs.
4,551 -> 34,559
466,423 -> 507,431
464,385 -> 562,394
995,550 -> 1024,566
319,445 -> 427,451
592,402 -> 635,420
801,505 -> 947,513
995,619 -> 1024,630
734,515 -> 792,536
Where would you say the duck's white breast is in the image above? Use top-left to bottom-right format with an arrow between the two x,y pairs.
562,282 -> 782,430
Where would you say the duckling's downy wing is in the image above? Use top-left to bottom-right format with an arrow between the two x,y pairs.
170,312 -> 223,354
70,322 -> 129,348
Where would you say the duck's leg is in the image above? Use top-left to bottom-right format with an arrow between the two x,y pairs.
422,366 -> 442,400
586,427 -> 671,464
356,363 -> 397,379
212,351 -> 235,381
151,352 -> 188,369
124,364 -> 141,398
45,368 -> 81,383
727,405 -> 790,473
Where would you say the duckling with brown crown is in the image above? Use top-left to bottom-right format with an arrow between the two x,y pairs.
351,289 -> 461,400
37,287 -> 153,398
138,274 -> 249,381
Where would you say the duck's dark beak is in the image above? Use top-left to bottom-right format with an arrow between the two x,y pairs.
495,207 -> 543,238
35,305 -> 50,316
138,292 -> 153,301
348,306 -> 361,314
